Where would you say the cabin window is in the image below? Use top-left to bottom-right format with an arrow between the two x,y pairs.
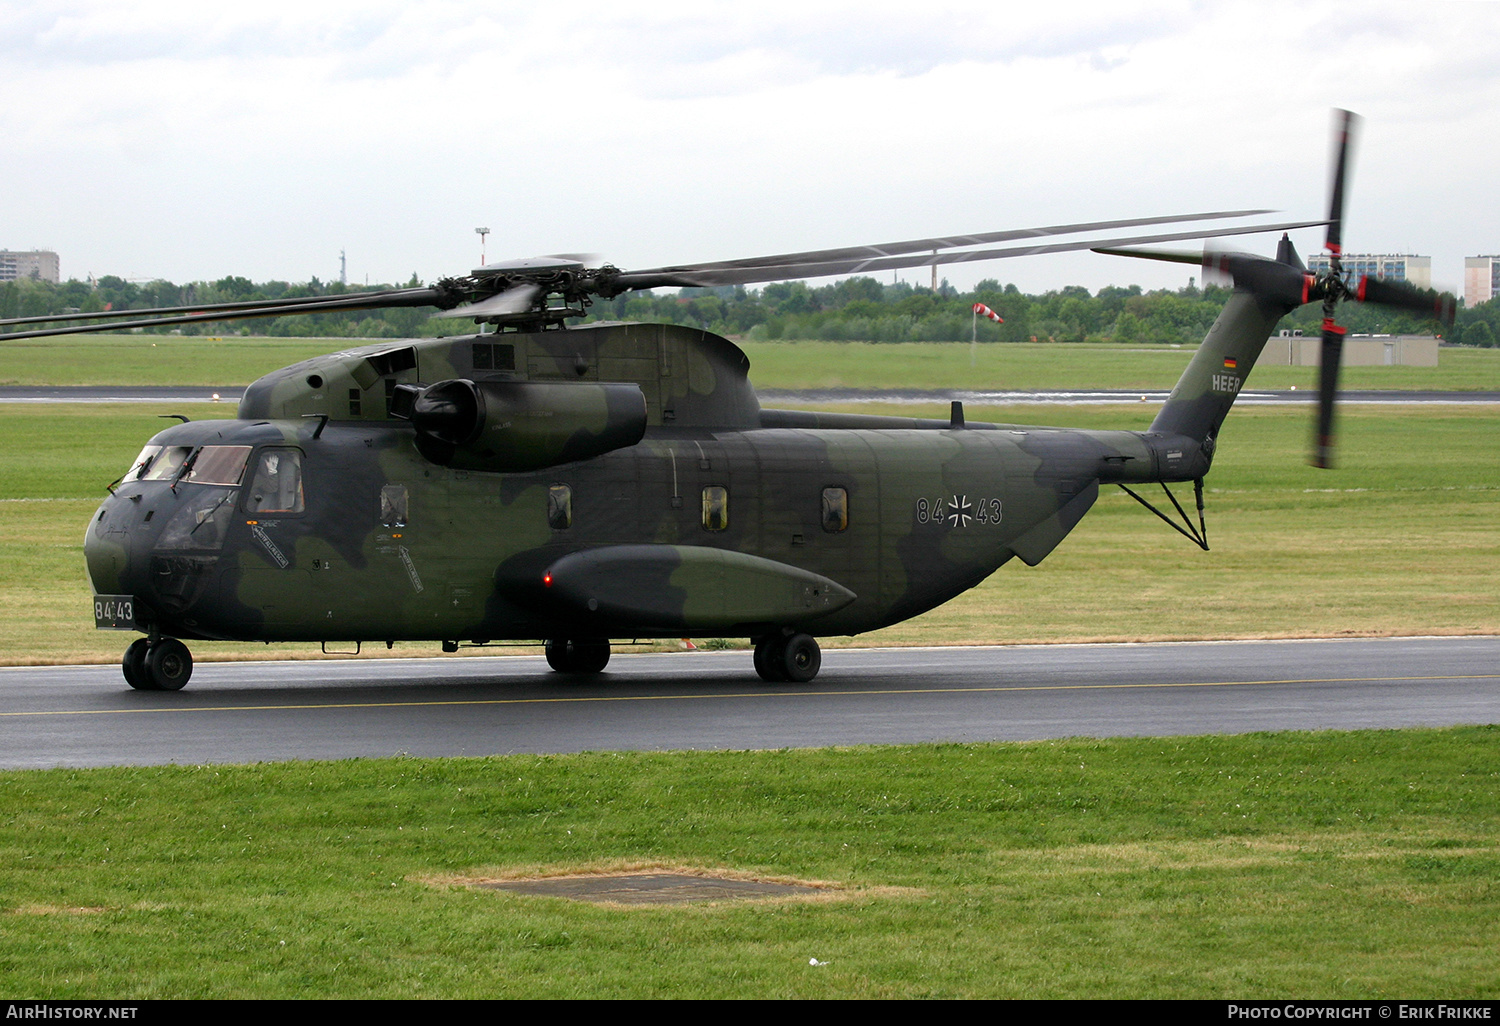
821,487 -> 849,533
701,485 -> 729,532
380,484 -> 408,528
184,446 -> 252,486
245,448 -> 305,514
547,485 -> 572,530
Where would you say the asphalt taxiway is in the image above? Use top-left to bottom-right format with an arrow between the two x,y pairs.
1,636 -> 1495,769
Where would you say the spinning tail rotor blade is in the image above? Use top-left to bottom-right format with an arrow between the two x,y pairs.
1312,320 -> 1345,469
1308,108 -> 1361,469
1355,277 -> 1457,324
1325,109 -> 1361,257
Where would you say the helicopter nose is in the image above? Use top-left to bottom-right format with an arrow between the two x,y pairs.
84,494 -> 135,595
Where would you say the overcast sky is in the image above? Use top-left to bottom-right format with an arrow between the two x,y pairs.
4,0 -> 1497,295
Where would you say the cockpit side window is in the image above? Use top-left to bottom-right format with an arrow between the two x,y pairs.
244,448 -> 305,514
380,484 -> 408,528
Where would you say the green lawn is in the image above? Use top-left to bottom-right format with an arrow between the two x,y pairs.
1,729 -> 1497,998
741,340 -> 1500,392
1,337 -> 1496,1000
4,335 -> 1498,391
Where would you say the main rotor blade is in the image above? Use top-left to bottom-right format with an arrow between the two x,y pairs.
614,219 -> 1328,290
0,289 -> 446,341
1325,109 -> 1361,257
1355,276 -> 1456,325
1090,247 -> 1203,266
667,209 -> 1275,273
0,286 -> 434,329
432,283 -> 540,320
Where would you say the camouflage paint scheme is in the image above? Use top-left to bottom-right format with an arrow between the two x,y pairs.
84,282 -> 1292,655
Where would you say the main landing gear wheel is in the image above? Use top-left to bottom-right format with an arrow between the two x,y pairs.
753,635 -> 786,682
545,638 -> 611,674
754,633 -> 821,683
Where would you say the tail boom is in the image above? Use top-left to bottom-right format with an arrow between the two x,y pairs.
1144,264 -> 1308,480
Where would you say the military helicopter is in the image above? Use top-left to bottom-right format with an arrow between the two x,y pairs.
2,111 -> 1455,691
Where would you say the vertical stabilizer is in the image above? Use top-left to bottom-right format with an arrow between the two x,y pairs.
1149,290 -> 1289,447
1149,254 -> 1310,452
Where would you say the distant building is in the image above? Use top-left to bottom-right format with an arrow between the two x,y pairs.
1258,331 -> 1438,367
1305,253 -> 1431,290
0,250 -> 60,283
1464,256 -> 1500,308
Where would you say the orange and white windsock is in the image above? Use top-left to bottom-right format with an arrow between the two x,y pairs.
972,302 -> 1003,323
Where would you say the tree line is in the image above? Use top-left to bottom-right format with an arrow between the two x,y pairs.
3,272 -> 1494,346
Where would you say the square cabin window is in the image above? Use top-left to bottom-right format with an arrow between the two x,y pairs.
821,487 -> 849,533
701,485 -> 729,532
547,485 -> 573,530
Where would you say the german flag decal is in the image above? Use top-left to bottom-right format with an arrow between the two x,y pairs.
1223,356 -> 1238,369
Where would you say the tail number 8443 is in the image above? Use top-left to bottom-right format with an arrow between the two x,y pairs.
915,495 -> 1002,528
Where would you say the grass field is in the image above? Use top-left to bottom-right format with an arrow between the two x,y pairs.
2,338 -> 1497,999
4,334 -> 1499,392
2,728 -> 1498,998
743,340 -> 1500,393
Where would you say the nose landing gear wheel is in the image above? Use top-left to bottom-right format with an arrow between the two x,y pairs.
143,638 -> 193,691
122,638 -> 153,690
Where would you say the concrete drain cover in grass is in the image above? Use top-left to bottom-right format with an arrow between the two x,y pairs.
475,872 -> 822,905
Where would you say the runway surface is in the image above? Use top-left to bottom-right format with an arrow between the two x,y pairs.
3,386 -> 1497,405
2,636 -> 1496,769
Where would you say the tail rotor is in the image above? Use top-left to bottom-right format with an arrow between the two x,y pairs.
1310,109 -> 1360,468
1307,109 -> 1455,468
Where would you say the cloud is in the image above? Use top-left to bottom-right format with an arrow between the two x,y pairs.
2,0 -> 1496,291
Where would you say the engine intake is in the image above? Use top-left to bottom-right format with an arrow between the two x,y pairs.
393,379 -> 647,472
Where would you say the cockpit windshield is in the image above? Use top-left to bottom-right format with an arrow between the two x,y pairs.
129,444 -> 251,486
184,446 -> 251,486
140,446 -> 194,482
126,445 -> 161,481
